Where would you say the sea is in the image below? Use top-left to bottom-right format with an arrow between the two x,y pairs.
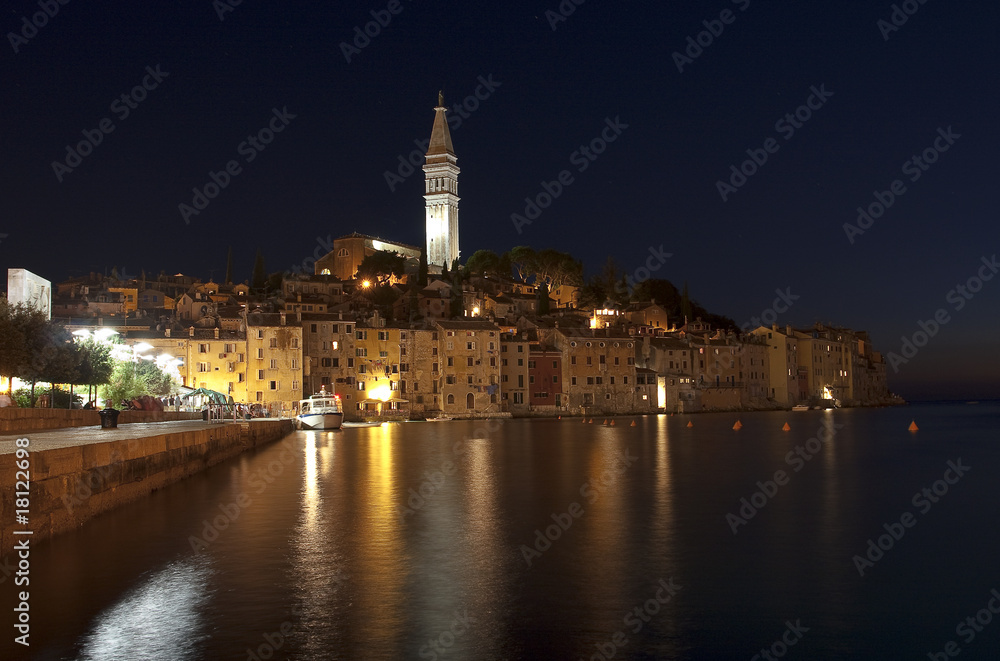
8,401 -> 1000,660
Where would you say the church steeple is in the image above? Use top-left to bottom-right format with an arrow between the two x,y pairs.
423,92 -> 460,272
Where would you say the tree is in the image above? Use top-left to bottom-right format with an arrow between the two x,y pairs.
251,249 -> 267,292
100,356 -> 175,405
504,246 -> 582,290
225,246 -> 234,285
76,338 -> 114,406
21,322 -> 80,407
418,250 -> 428,287
680,281 -> 693,322
0,296 -> 39,395
356,250 -> 406,287
465,249 -> 501,277
537,282 -> 551,315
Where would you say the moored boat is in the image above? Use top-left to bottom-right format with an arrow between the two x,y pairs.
296,392 -> 344,430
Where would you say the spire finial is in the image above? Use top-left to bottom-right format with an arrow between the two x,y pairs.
438,90 -> 444,107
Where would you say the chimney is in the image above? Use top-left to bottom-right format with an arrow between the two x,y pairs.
786,325 -> 792,336
165,328 -> 171,338
280,312 -> 286,326
214,328 -> 220,339
189,326 -> 194,337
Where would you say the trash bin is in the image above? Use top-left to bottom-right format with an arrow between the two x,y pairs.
98,406 -> 120,429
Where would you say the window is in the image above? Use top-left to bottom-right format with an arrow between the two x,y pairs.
446,375 -> 456,385
627,357 -> 634,365
447,356 -> 454,367
467,357 -> 473,367
292,380 -> 299,391
586,357 -> 592,366
447,341 -> 454,350
238,374 -> 244,382
432,362 -> 438,372
311,324 -> 317,333
518,374 -> 524,388
291,359 -> 298,369
447,394 -> 455,404
358,365 -> 366,374
379,351 -> 388,358
356,348 -> 367,357
489,357 -> 496,367
552,360 -> 557,368
337,248 -> 349,256
356,330 -> 366,340
227,362 -> 235,372
270,359 -> 278,369
199,343 -> 208,353
256,391 -> 263,401
257,369 -> 265,379
517,345 -> 523,352
571,377 -> 577,386
400,346 -> 406,356
291,338 -> 299,349
269,381 -> 278,390
513,392 -> 524,404
321,358 -> 332,367
357,381 -> 366,391
467,341 -> 475,350
613,356 -> 619,365
571,356 -> 576,365
623,376 -> 629,385
599,355 -> 606,364
432,347 -> 438,356
467,375 -> 473,384
488,342 -> 495,350
529,375 -> 535,384
528,360 -> 536,368
517,358 -> 523,367
587,377 -> 594,385
225,343 -> 236,353
197,362 -> 209,372
399,363 -> 408,372
552,375 -> 558,383
595,377 -> 603,385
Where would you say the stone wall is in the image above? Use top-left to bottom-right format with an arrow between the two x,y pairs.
0,408 -> 203,433
0,419 -> 292,552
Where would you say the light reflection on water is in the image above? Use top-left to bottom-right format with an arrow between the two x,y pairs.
16,404 -> 1000,660
74,557 -> 213,661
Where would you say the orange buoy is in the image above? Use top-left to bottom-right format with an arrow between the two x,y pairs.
589,418 -> 594,424
630,420 -> 637,427
583,417 -> 587,423
733,420 -> 743,430
558,416 -> 561,419
686,421 -> 694,428
603,419 -> 608,425
782,422 -> 791,431
908,420 -> 919,432
610,419 -> 616,426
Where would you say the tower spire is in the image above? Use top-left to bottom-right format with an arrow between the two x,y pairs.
423,92 -> 460,273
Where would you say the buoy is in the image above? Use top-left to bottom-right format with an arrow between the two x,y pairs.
908,420 -> 919,432
686,421 -> 693,428
603,419 -> 608,425
733,420 -> 743,430
583,417 -> 587,423
782,422 -> 790,431
558,416 -> 561,420
630,420 -> 637,427
589,418 -> 594,424
610,419 -> 616,426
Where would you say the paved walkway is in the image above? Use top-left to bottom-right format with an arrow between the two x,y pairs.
0,420 -> 246,455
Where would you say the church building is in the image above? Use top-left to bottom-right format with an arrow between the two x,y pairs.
423,92 -> 460,273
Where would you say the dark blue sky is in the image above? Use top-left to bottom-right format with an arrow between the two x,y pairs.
3,1 -> 998,400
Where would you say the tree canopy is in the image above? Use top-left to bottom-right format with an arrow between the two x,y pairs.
356,250 -> 406,286
505,246 -> 583,290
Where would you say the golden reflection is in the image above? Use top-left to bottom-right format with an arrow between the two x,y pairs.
654,415 -> 675,553
352,424 -> 407,639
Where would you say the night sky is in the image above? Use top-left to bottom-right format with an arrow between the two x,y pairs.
3,1 -> 998,400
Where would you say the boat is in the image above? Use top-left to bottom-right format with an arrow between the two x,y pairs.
791,405 -> 809,411
296,392 -> 344,430
426,414 -> 453,422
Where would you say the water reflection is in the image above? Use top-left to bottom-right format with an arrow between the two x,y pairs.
75,557 -> 212,661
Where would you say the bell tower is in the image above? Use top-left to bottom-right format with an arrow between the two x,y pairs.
423,92 -> 460,273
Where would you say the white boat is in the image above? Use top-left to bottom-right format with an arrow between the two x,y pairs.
791,404 -> 809,411
296,393 -> 344,430
426,415 -> 453,422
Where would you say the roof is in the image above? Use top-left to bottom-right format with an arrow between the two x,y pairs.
245,313 -> 300,328
426,97 -> 455,160
434,320 -> 500,331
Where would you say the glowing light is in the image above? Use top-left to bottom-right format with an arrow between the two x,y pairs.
472,306 -> 480,316
361,280 -> 372,289
133,342 -> 153,353
368,385 -> 392,401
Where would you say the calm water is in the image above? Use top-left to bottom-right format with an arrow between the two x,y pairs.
7,403 -> 1000,660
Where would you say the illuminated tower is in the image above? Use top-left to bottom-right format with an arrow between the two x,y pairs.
424,92 -> 460,272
